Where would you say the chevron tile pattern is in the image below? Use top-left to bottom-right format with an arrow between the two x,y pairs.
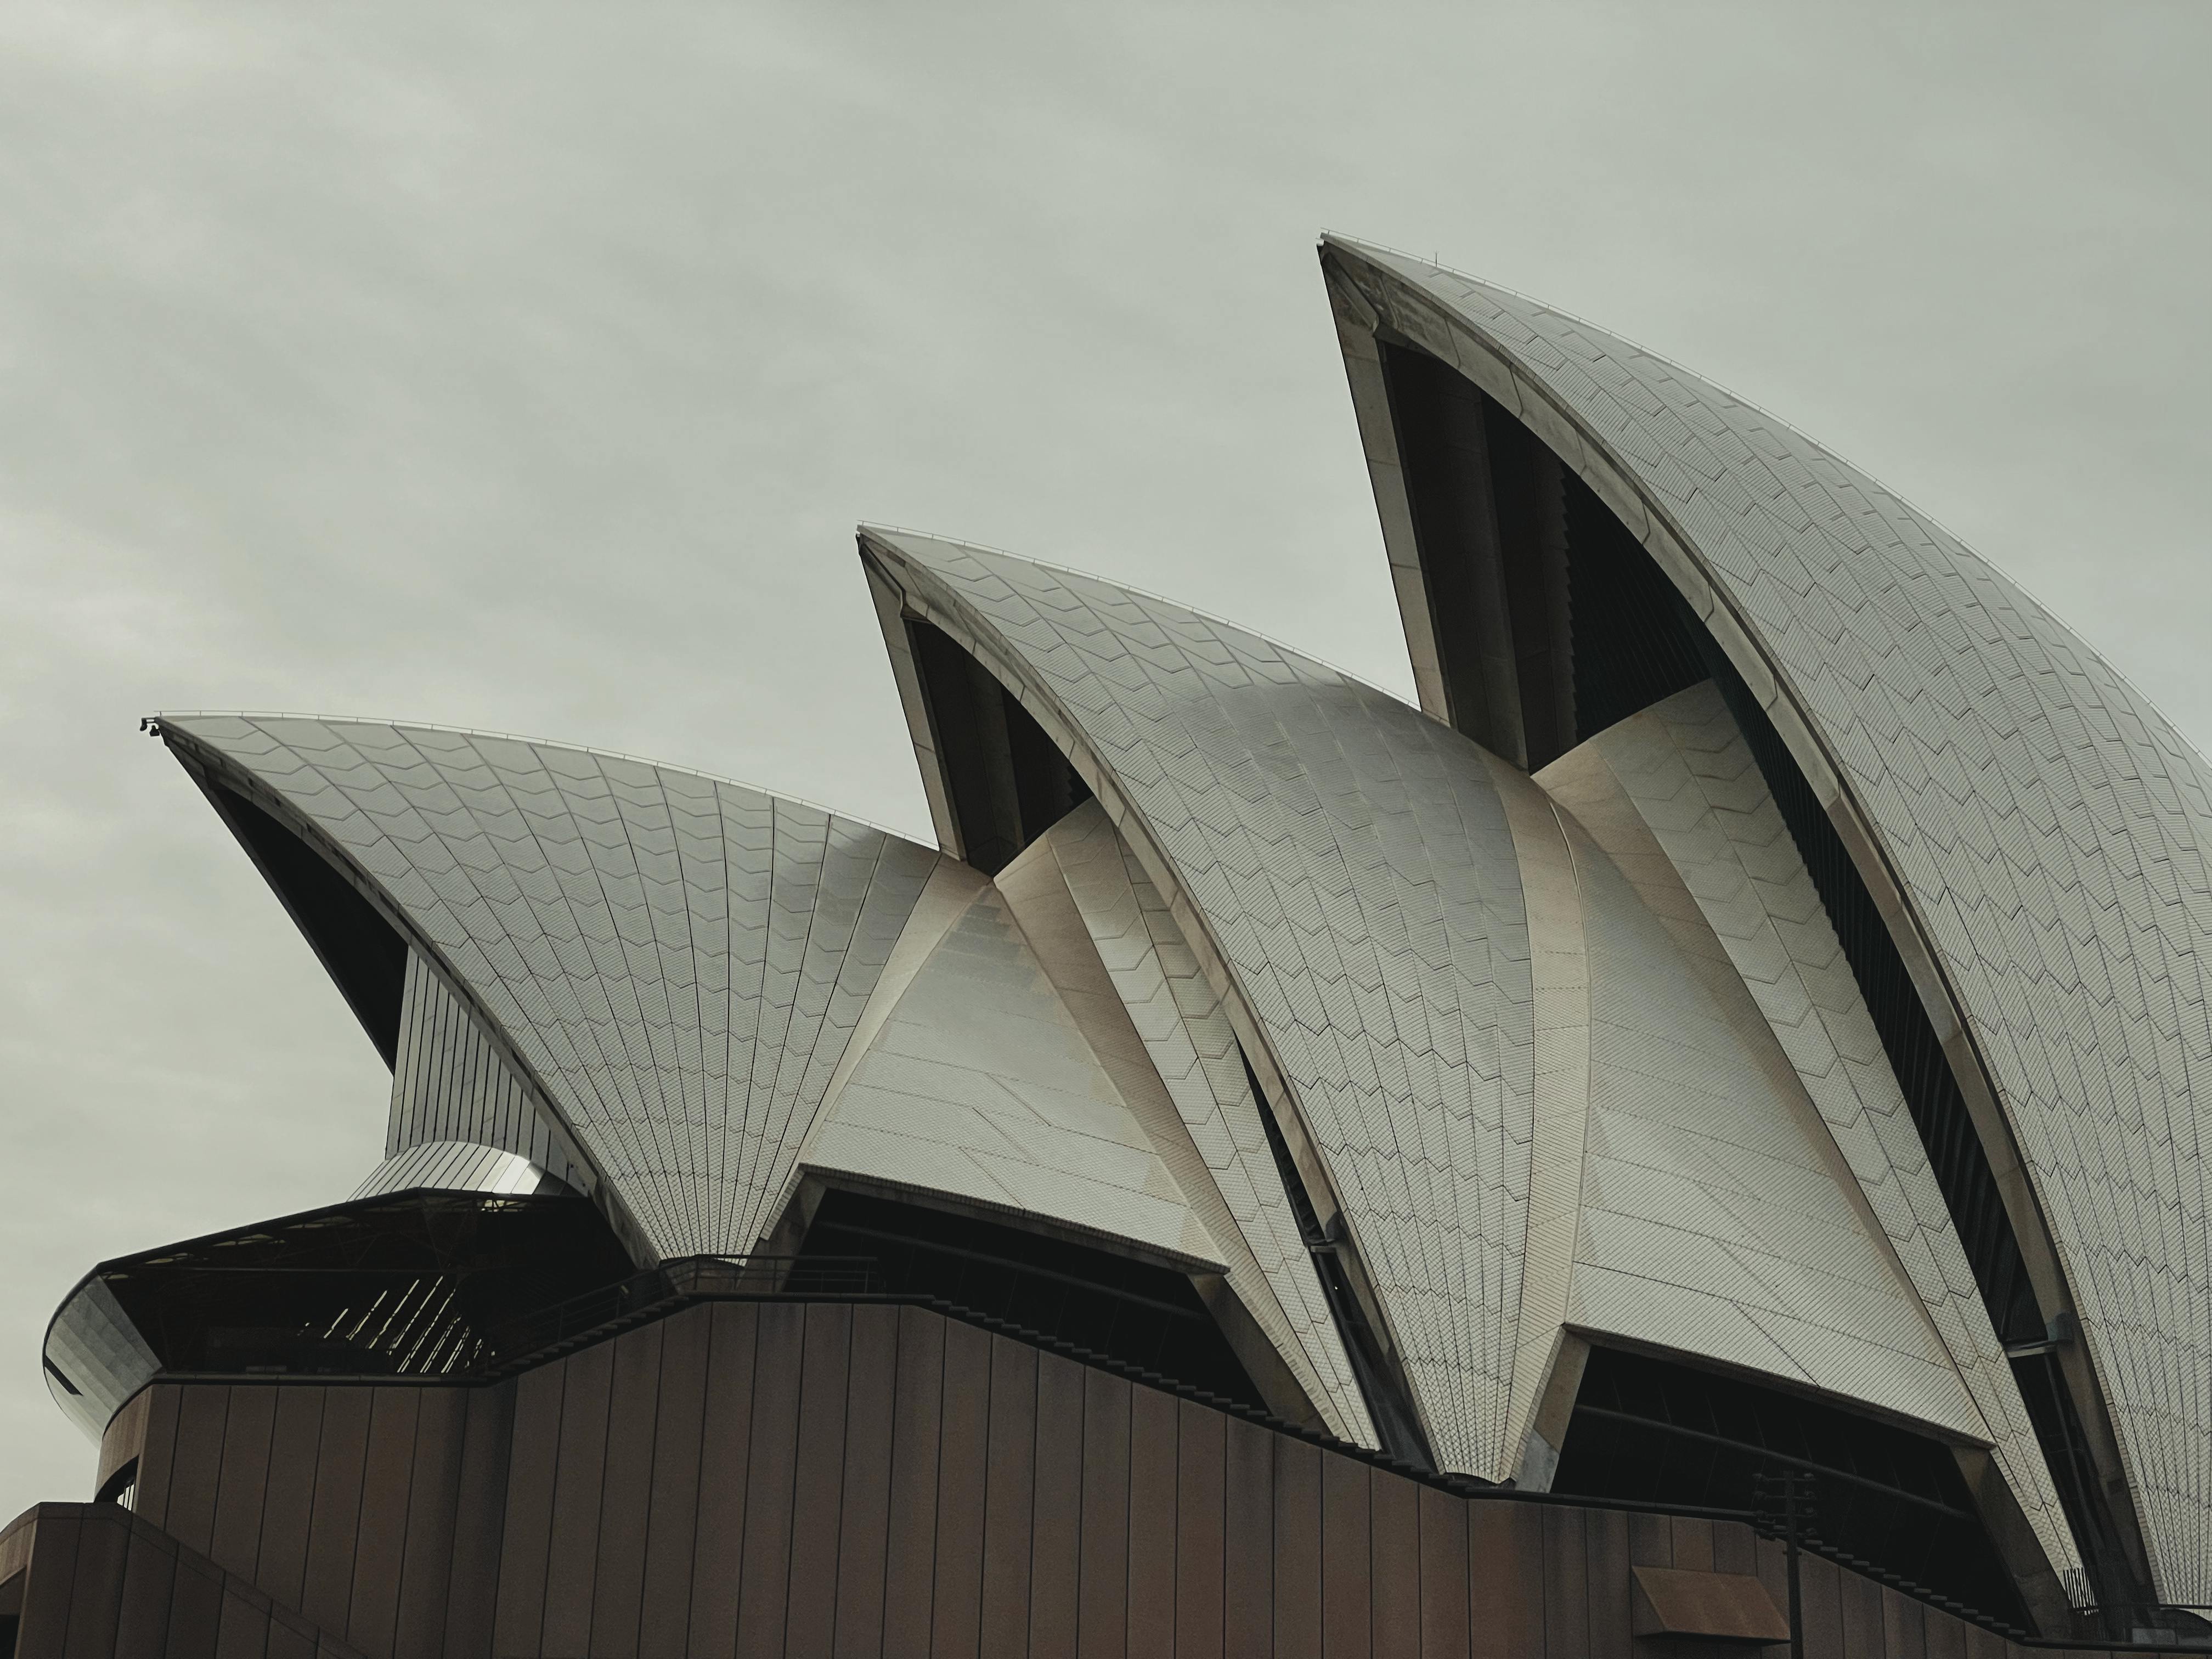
1334,238 -> 2212,1599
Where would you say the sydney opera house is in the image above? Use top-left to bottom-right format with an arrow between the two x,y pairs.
7,236 -> 2210,1655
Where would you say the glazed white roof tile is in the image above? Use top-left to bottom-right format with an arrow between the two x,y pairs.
1550,682 -> 2079,1574
162,714 -> 942,1260
805,878 -> 1224,1267
863,528 -> 1537,1479
1331,238 -> 2212,1599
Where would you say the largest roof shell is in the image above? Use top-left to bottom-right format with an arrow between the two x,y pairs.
1322,236 -> 2212,1602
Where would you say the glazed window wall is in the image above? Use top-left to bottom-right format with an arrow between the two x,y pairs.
797,1187 -> 1265,1412
1556,1346 -> 2028,1628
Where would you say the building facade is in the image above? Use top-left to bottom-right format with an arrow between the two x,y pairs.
7,236 -> 2209,1655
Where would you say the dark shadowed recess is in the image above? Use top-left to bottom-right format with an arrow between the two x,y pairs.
794,1187 -> 1264,1409
1558,1346 -> 2030,1628
1242,1053 -> 1437,1470
195,772 -> 410,1067
80,1191 -> 634,1380
905,618 -> 1091,874
1378,332 -> 2143,1612
1378,336 -> 1707,771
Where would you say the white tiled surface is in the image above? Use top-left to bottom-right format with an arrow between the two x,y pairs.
806,877 -> 1223,1266
1331,237 -> 2211,1599
1551,682 -> 2079,1577
1566,813 -> 1983,1439
385,949 -> 589,1193
864,529 -> 1538,1479
1023,800 -> 1374,1442
163,715 -> 941,1261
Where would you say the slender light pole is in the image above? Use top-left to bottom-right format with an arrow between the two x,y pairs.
1753,1469 -> 1819,1659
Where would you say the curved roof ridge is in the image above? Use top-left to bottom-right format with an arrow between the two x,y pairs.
150,708 -> 931,846
1317,233 -> 2202,746
1320,233 -> 1966,523
856,523 -> 1413,708
1309,235 -> 2194,721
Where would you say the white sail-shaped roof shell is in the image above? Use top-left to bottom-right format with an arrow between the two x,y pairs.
161,712 -> 1375,1441
1324,236 -> 2211,1600
860,528 -> 2007,1485
162,714 -> 943,1260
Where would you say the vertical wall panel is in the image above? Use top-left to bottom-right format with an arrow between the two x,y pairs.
1320,1452 -> 1372,1659
58,1511 -> 128,1659
541,1339 -> 617,1654
1707,1519 -> 1751,1578
785,1306 -> 854,1658
255,1388 -> 326,1616
1539,1505 -> 1588,1659
165,1553 -> 226,1659
492,1358 -> 568,1656
929,1316 -> 994,1658
1414,1487 -> 1466,1659
979,1336 -> 1037,1659
1223,1415 -> 1274,1659
1467,1501 -> 1543,1659
1584,1508 -> 1632,1659
1368,1470 -> 1419,1659
1801,1552 -> 1847,1659
1075,1369 -> 1130,1659
445,1378 -> 517,1658
638,1306 -> 712,1659
14,1513 -> 80,1658
1627,1513 -> 1672,1569
1841,1560 -> 1885,1657
1883,1584 -> 1928,1658
347,1385 -> 421,1656
1925,1610 -> 1967,1659
206,1387 -> 276,1582
114,1522 -> 181,1659
131,1386 -> 184,1532
164,1387 -> 232,1556
686,1302 -> 760,1653
881,1305 -> 945,1659
1027,1350 -> 1086,1659
735,1300 -> 807,1656
1126,1384 -> 1179,1658
392,1389 -> 467,1656
1177,1399 -> 1226,1659
298,1388 -> 371,1638
1273,1438 -> 1323,1659
834,1305 -> 901,1659
590,1321 -> 665,1658
212,1592 -> 270,1659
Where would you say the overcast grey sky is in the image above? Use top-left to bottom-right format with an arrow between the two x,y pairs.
2,1 -> 2205,1520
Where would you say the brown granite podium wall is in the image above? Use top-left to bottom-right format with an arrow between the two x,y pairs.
8,1299 -> 2166,1655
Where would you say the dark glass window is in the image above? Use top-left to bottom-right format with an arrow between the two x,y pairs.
906,619 -> 1090,874
92,1190 -> 634,1379
1557,1346 -> 2028,1626
798,1187 -> 1262,1409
